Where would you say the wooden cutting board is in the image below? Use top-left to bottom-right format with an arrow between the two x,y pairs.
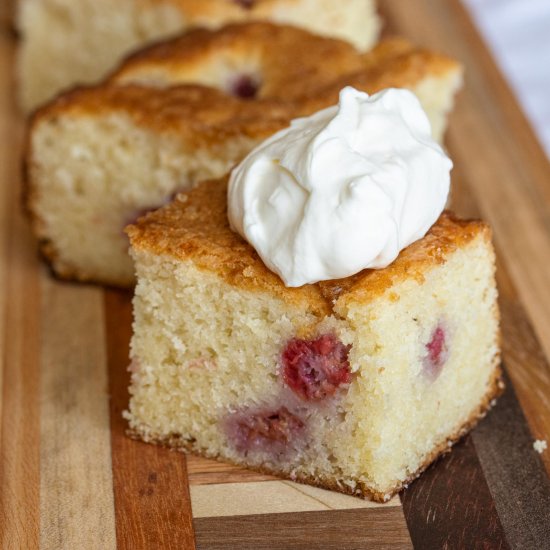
1,1 -> 550,548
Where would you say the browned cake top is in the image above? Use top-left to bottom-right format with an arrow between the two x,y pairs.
32,23 -> 460,147
111,21 -> 366,96
159,0 -> 312,19
127,177 -> 490,317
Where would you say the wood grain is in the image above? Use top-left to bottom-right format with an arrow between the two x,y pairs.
492,256 -> 550,474
190,480 -> 393,518
0,1 -> 14,31
401,435 -> 509,550
471,372 -> 550,549
194,508 -> 413,550
104,290 -> 196,550
187,455 -> 278,485
0,13 -> 13,421
0,29 -> 40,550
39,279 -> 116,549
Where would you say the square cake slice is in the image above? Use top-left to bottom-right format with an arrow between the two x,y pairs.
125,176 -> 502,502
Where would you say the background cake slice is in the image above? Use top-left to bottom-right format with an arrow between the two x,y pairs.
125,176 -> 502,502
25,23 -> 463,288
17,0 -> 381,111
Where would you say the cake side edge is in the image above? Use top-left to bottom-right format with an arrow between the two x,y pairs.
126,360 -> 503,503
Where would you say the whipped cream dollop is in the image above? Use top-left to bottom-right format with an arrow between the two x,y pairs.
228,87 -> 452,287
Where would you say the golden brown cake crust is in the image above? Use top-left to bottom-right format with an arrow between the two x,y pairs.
127,176 -> 492,315
111,21 -> 366,95
159,0 -> 319,20
112,24 -> 455,103
29,23 -> 461,148
128,363 -> 504,502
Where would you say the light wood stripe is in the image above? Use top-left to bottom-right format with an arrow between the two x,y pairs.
40,280 -> 116,549
191,481 -> 398,518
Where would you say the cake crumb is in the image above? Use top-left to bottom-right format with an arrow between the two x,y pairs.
533,440 -> 547,454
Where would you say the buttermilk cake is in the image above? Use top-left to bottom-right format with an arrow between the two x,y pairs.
125,175 -> 502,502
17,0 -> 381,111
25,23 -> 463,288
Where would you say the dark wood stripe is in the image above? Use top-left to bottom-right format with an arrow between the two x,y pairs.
401,434 -> 509,549
472,369 -> 550,548
194,507 -> 412,550
0,2 -> 13,32
0,1 -> 17,41
104,289 -> 196,550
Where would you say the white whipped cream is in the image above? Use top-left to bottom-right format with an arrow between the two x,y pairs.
228,87 -> 452,287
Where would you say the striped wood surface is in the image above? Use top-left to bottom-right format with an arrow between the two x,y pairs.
2,1 -> 550,548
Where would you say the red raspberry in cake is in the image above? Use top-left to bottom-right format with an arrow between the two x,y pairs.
230,75 -> 260,99
233,0 -> 255,9
282,334 -> 352,401
227,406 -> 305,454
424,324 -> 448,379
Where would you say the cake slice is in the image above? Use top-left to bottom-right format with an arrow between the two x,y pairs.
125,176 -> 502,502
17,0 -> 381,111
25,24 -> 463,288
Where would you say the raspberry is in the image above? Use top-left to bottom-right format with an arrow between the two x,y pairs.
233,0 -> 255,8
228,406 -> 304,454
424,325 -> 448,379
230,75 -> 259,99
282,334 -> 352,401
